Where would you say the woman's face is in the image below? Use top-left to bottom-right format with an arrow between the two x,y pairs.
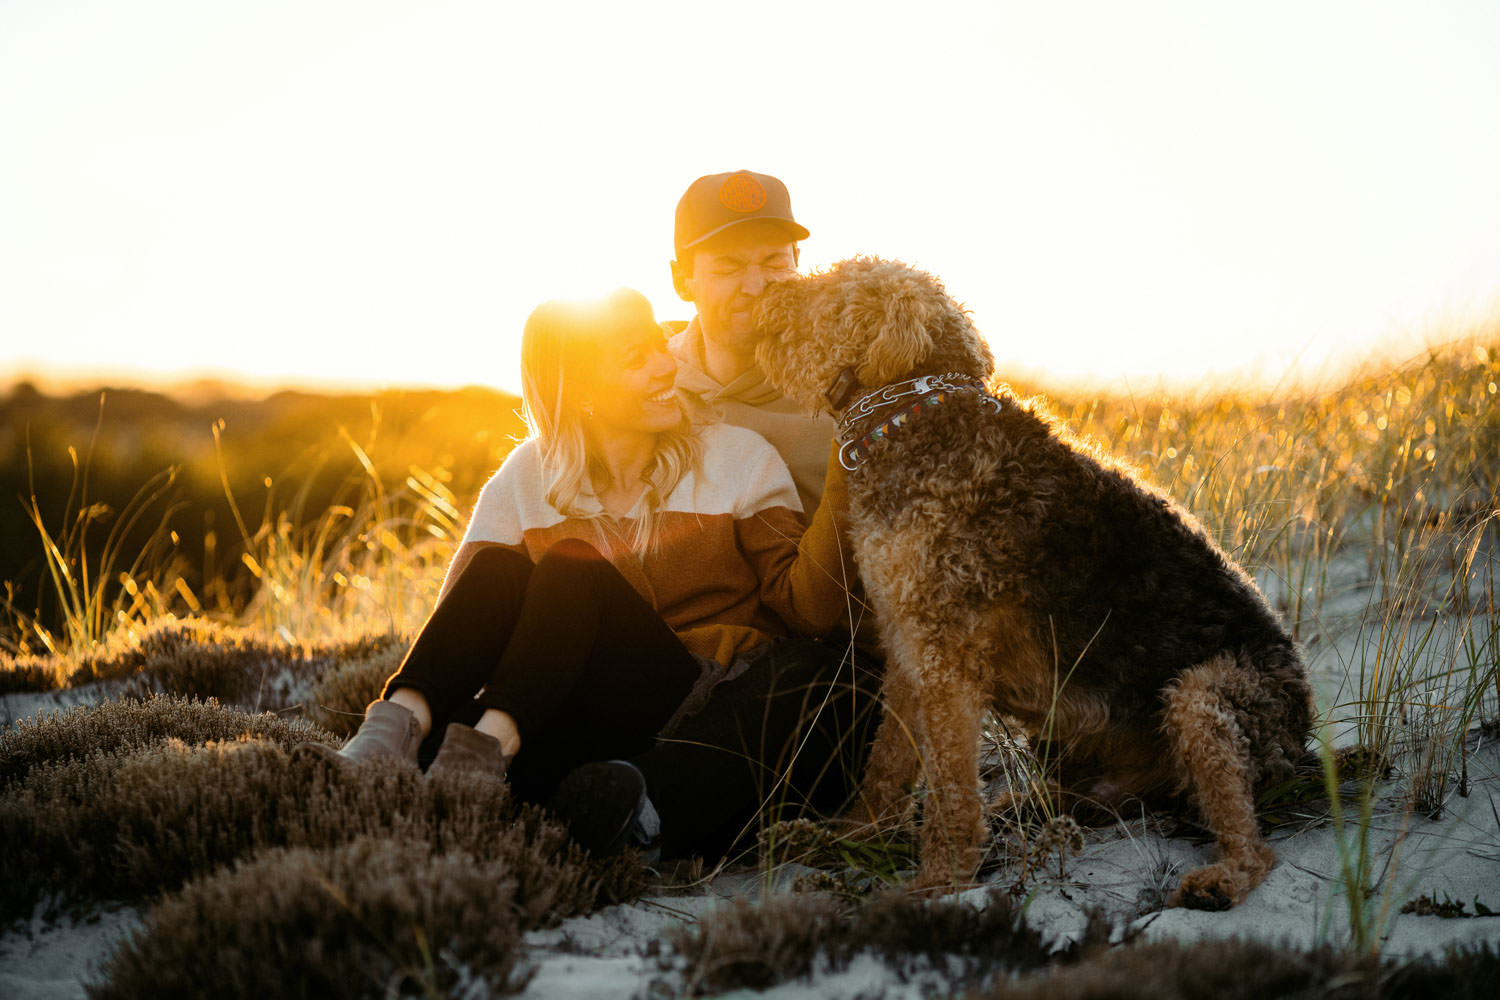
582,319 -> 681,436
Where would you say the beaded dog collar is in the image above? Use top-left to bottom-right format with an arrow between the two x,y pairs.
836,372 -> 1001,471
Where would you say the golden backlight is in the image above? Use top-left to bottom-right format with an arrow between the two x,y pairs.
2,1 -> 1499,397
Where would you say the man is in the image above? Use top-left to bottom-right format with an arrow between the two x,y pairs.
668,170 -> 880,652
547,172 -> 881,865
618,171 -> 881,859
665,169 -> 836,513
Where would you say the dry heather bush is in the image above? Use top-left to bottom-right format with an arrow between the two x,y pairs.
983,938 -> 1365,1000
669,897 -> 1500,1000
1382,942 -> 1500,999
666,889 -> 1072,995
305,640 -> 406,738
0,694 -> 336,788
977,936 -> 1500,1000
92,837 -> 535,1000
1,616 -> 283,694
669,894 -> 847,993
0,658 -> 55,696
129,624 -> 403,713
0,615 -> 404,712
1,734 -> 638,920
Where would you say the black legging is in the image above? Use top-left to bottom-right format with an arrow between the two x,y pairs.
384,539 -> 702,803
385,538 -> 881,858
636,636 -> 882,860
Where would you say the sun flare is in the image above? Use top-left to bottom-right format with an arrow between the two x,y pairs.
2,1 -> 1498,396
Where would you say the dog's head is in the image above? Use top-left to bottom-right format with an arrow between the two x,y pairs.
752,256 -> 995,416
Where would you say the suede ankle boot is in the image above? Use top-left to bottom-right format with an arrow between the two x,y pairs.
426,723 -> 509,781
295,700 -> 422,769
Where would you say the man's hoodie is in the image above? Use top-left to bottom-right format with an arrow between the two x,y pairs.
667,319 -> 836,516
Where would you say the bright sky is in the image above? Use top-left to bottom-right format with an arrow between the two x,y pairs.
3,0 -> 1498,396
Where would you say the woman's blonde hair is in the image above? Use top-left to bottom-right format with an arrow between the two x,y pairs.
519,288 -> 705,551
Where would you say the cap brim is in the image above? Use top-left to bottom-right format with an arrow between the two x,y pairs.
678,216 -> 810,254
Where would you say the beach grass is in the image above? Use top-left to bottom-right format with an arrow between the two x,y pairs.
2,329 -> 1498,993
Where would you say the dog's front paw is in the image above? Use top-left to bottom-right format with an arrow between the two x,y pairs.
908,839 -> 985,897
1168,863 -> 1244,911
908,864 -> 978,898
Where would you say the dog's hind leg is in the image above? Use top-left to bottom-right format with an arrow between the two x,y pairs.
1162,656 -> 1276,910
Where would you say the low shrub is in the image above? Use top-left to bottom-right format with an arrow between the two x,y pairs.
119,622 -> 404,713
666,888 -> 1070,996
1,617 -> 280,694
985,938 -> 1364,1000
0,694 -> 336,788
0,617 -> 404,713
305,641 -> 405,738
670,894 -> 847,993
0,658 -> 56,696
1,734 -> 635,920
667,896 -> 1500,999
1381,941 -> 1500,999
92,837 -> 535,999
975,937 -> 1500,1000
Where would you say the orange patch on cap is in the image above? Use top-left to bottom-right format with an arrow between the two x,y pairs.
719,173 -> 767,213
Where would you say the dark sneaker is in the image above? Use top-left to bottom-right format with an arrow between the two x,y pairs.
548,760 -> 651,857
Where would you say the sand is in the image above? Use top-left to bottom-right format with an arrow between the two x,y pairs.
4,741 -> 1495,998
4,549 -> 1498,997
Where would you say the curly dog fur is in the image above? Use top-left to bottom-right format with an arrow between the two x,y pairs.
752,257 -> 1316,909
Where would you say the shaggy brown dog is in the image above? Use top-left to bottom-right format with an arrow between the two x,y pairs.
752,257 -> 1315,909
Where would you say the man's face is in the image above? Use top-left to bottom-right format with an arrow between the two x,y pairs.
678,223 -> 798,355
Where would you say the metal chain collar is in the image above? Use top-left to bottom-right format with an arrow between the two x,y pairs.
836,372 -> 1001,471
836,373 -> 989,434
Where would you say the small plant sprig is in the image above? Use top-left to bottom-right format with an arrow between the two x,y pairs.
1400,890 -> 1499,919
1313,723 -> 1415,960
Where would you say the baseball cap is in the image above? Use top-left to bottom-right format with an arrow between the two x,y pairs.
673,170 -> 810,258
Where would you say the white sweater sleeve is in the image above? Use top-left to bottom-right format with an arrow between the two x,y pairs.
457,440 -> 542,548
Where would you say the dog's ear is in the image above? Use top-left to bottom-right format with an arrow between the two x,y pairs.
857,289 -> 937,386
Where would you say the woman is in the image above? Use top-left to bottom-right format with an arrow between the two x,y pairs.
303,287 -> 864,857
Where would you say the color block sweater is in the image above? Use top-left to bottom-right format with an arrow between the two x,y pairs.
456,422 -> 852,667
